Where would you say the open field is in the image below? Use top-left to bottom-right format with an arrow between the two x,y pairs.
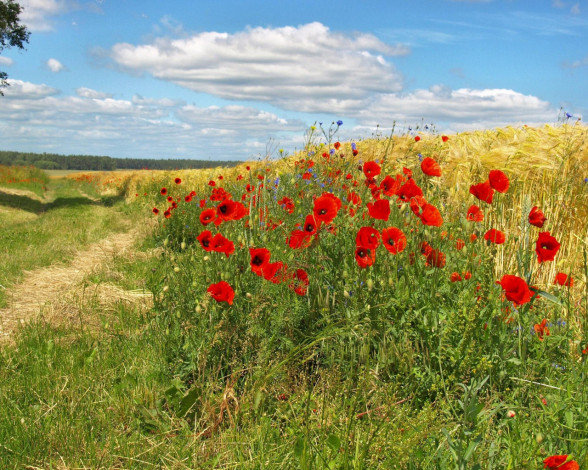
0,124 -> 587,469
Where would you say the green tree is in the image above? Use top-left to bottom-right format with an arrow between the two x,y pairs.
1,0 -> 30,95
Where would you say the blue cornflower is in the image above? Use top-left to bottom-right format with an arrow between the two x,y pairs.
351,142 -> 357,151
337,120 -> 343,126
418,153 -> 424,161
330,149 -> 335,155
566,113 -> 573,119
584,177 -> 588,183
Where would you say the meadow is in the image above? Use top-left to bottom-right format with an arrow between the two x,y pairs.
0,123 -> 587,469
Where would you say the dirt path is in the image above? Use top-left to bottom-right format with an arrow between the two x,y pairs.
0,229 -> 151,341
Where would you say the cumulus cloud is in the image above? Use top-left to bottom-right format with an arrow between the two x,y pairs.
76,87 -> 112,99
110,22 -> 409,112
46,58 -> 65,72
0,57 -> 14,66
20,0 -> 69,31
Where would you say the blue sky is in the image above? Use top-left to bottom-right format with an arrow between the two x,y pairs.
0,0 -> 586,160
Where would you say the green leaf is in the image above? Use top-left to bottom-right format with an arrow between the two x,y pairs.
532,289 -> 563,306
294,435 -> 305,458
326,433 -> 341,452
177,386 -> 201,418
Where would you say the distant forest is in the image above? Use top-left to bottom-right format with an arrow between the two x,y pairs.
0,150 -> 242,171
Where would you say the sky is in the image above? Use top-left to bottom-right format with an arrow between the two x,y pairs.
0,0 -> 586,161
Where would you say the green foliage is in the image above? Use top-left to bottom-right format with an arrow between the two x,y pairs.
0,0 -> 30,94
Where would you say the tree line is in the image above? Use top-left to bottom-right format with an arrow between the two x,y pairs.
0,150 -> 242,171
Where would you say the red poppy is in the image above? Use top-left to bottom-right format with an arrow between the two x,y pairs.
290,269 -> 309,296
554,272 -> 573,287
262,261 -> 287,283
466,205 -> 484,222
333,141 -> 341,150
174,177 -> 182,184
534,318 -> 550,341
278,196 -> 295,214
543,455 -> 579,470
160,187 -> 168,196
380,174 -> 404,196
185,195 -> 192,202
414,136 -> 421,142
216,199 -> 247,223
484,228 -> 506,244
396,178 -> 423,202
355,246 -> 376,268
363,161 -> 382,179
536,231 -> 560,263
455,239 -> 465,250
367,199 -> 390,221
250,248 -> 271,276
152,207 -> 159,215
207,281 -> 235,305
426,249 -> 446,268
409,195 -> 427,217
488,170 -> 509,193
313,193 -> 340,224
197,230 -> 214,252
450,272 -> 462,282
442,135 -> 449,142
529,206 -> 547,228
199,208 -> 217,226
353,149 -> 359,156
469,180 -> 494,204
380,227 -> 406,254
463,271 -> 472,280
419,203 -> 443,227
356,227 -> 380,250
403,167 -> 413,178
347,191 -> 362,206
421,157 -> 442,177
288,230 -> 312,249
420,241 -> 433,256
211,233 -> 235,257
208,180 -> 216,186
496,275 -> 533,305
303,214 -> 321,236
163,209 -> 171,219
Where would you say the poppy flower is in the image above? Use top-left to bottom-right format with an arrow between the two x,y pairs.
313,193 -> 340,224
442,135 -> 449,142
488,170 -> 509,193
250,248 -> 271,276
536,231 -> 560,263
211,233 -> 235,257
469,180 -> 494,204
450,272 -> 462,282
355,246 -> 376,268
496,274 -> 533,305
420,241 -> 433,256
303,214 -> 321,236
334,141 -> 341,150
380,174 -> 404,196
419,203 -> 443,227
484,228 -> 506,244
152,207 -> 159,215
199,208 -> 217,226
381,227 -> 407,254
288,230 -> 312,249
426,249 -> 446,268
356,227 -> 380,250
543,455 -> 579,470
421,157 -> 442,177
208,180 -> 216,186
174,177 -> 182,184
160,187 -> 168,196
455,239 -> 465,250
363,161 -> 382,179
554,272 -> 573,287
197,230 -> 214,252
529,206 -> 547,228
262,261 -> 287,283
163,209 -> 171,219
414,136 -> 421,142
290,269 -> 309,296
207,281 -> 235,305
534,318 -> 550,341
463,271 -> 472,280
466,205 -> 484,222
396,178 -> 423,202
367,199 -> 390,221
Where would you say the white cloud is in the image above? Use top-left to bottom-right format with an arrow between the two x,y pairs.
3,79 -> 60,98
46,58 -> 65,72
76,87 -> 112,99
0,57 -> 14,66
19,0 -> 69,31
110,22 -> 409,112
569,54 -> 588,68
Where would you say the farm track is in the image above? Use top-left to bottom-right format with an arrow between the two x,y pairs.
0,228 -> 151,342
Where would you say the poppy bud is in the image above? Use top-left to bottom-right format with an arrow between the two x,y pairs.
196,304 -> 202,314
174,266 -> 180,273
180,241 -> 186,250
367,279 -> 374,291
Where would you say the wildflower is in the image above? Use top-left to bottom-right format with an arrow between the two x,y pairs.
419,203 -> 443,227
396,178 -> 423,202
262,261 -> 287,283
160,187 -> 168,196
208,180 -> 216,186
543,455 -> 579,470
290,269 -> 309,296
288,229 -> 312,249
466,205 -> 484,222
152,207 -> 159,215
506,410 -> 516,418
174,177 -> 182,184
414,136 -> 421,142
426,249 -> 446,268
334,141 -> 341,150
313,193 -> 341,224
337,120 -> 343,126
529,206 -> 547,228
450,272 -> 462,282
455,239 -> 465,250
469,180 -> 494,204
484,228 -> 506,244
199,208 -> 217,226
380,174 -> 404,196
163,209 -> 171,219
442,135 -> 449,142
355,246 -> 377,268
197,230 -> 214,252
496,274 -> 533,305
211,233 -> 235,257
249,248 -> 271,276
488,170 -> 509,193
421,157 -> 442,177
356,227 -> 381,250
207,281 -> 235,305
363,161 -> 381,179
381,227 -> 407,254
303,214 -> 321,236
534,318 -> 550,341
367,199 -> 390,221
536,231 -> 560,263
554,272 -> 573,287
